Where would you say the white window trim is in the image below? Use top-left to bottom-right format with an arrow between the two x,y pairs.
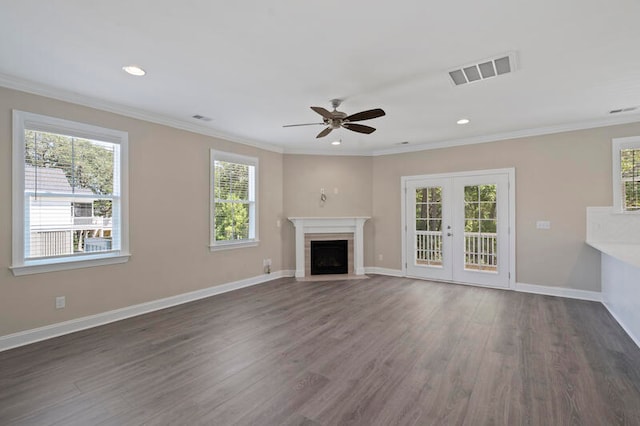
612,136 -> 640,214
11,110 -> 130,276
209,150 -> 259,251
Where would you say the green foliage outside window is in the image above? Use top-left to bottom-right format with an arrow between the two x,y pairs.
464,184 -> 497,233
415,187 -> 442,232
214,160 -> 254,241
24,130 -> 114,216
621,148 -> 640,211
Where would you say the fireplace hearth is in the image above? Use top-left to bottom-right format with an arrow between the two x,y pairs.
311,240 -> 348,275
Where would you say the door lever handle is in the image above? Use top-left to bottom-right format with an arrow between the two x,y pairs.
447,232 -> 453,236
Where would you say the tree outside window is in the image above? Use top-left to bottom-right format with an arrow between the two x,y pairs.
210,151 -> 257,248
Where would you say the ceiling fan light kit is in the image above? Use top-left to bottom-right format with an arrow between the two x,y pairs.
284,99 -> 385,139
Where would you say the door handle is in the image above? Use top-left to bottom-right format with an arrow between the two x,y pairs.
447,232 -> 453,236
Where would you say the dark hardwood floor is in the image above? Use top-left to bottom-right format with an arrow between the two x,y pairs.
1,275 -> 640,425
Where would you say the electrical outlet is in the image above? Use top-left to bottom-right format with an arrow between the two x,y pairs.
536,220 -> 551,230
55,296 -> 66,309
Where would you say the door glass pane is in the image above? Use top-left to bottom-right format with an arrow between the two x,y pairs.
415,186 -> 442,267
464,184 -> 497,272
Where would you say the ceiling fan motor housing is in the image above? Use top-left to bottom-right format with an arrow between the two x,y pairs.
326,111 -> 347,129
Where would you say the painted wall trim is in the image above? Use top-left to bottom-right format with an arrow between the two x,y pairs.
602,302 -> 640,349
2,72 -> 640,158
0,72 -> 284,155
372,116 -> 640,157
0,269 -> 295,352
368,271 -> 603,303
364,267 -> 404,277
514,282 -> 602,302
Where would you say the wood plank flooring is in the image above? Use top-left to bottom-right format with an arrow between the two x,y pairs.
1,275 -> 640,425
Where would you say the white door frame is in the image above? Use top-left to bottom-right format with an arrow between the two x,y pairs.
401,167 -> 516,289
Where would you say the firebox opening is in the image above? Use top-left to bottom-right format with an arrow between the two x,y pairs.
310,240 -> 348,275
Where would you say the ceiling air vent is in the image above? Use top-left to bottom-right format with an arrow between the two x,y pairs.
609,107 -> 637,114
192,114 -> 213,122
449,53 -> 516,86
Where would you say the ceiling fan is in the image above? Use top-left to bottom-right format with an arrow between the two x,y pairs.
283,99 -> 385,138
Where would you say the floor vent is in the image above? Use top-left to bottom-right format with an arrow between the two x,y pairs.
449,53 -> 516,86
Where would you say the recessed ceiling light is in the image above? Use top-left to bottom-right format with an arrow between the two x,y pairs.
457,118 -> 470,125
122,65 -> 146,76
331,140 -> 341,146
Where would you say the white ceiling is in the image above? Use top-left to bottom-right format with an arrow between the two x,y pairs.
1,0 -> 640,155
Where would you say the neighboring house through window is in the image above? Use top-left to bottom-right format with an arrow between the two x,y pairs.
210,150 -> 258,250
11,110 -> 129,275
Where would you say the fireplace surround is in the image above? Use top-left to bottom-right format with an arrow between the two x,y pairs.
288,217 -> 370,278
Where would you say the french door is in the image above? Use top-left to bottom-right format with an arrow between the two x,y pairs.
404,169 -> 513,288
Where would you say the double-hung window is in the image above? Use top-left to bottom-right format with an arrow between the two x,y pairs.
210,150 -> 258,250
11,111 -> 129,275
613,136 -> 640,213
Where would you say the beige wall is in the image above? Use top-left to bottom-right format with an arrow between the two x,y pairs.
282,155 -> 374,269
0,87 -> 284,336
3,84 -> 640,337
372,123 -> 640,291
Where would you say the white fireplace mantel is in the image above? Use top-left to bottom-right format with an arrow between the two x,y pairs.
288,217 -> 370,278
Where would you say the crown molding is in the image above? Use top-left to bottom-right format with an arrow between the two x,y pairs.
3,72 -> 640,158
372,115 -> 640,156
0,72 -> 284,154
282,147 -> 374,156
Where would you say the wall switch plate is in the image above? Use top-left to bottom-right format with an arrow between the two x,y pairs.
55,296 -> 66,309
536,220 -> 551,230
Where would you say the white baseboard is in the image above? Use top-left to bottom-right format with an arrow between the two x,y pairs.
602,302 -> 640,349
514,282 -> 602,302
0,270 -> 296,352
364,267 -> 404,277
0,271 -> 610,352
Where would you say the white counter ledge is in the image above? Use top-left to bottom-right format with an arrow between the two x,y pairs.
586,241 -> 640,269
586,206 -> 640,348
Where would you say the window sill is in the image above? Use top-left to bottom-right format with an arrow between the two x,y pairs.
10,253 -> 131,276
209,240 -> 259,252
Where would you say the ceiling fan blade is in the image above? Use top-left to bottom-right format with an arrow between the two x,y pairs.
345,108 -> 386,122
283,122 -> 325,127
310,106 -> 334,119
316,127 -> 333,138
343,123 -> 376,134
